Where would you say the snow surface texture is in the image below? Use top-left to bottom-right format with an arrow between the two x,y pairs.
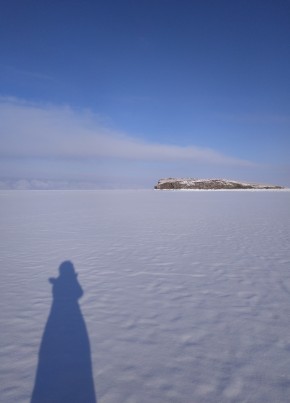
0,190 -> 290,403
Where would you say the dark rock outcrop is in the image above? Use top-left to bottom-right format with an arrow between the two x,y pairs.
154,178 -> 284,190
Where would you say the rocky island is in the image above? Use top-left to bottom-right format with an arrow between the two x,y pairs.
154,178 -> 285,190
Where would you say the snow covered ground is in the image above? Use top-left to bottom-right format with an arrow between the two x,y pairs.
0,189 -> 290,403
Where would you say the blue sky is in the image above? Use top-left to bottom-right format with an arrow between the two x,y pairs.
0,0 -> 289,188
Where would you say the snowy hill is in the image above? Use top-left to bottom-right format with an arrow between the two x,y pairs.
155,178 -> 285,190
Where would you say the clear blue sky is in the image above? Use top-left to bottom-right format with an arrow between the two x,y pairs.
0,0 -> 289,188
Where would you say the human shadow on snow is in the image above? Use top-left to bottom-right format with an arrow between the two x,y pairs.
31,261 -> 97,403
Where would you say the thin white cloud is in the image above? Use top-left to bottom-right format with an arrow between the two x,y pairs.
0,97 -> 253,166
216,112 -> 290,124
1,64 -> 54,81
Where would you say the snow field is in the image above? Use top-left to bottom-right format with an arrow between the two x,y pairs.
0,190 -> 290,402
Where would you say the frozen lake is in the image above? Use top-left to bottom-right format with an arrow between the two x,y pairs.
0,189 -> 290,402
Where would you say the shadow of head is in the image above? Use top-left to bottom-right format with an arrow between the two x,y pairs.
59,260 -> 77,277
49,260 -> 83,301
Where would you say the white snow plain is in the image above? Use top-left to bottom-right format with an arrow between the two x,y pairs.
0,189 -> 290,403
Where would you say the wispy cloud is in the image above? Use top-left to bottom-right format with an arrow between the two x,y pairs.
216,112 -> 290,125
0,64 -> 54,81
0,97 -> 253,166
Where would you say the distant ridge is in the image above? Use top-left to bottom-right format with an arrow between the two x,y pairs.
154,178 -> 285,190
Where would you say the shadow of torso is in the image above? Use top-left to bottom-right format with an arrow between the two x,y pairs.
31,262 -> 96,403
